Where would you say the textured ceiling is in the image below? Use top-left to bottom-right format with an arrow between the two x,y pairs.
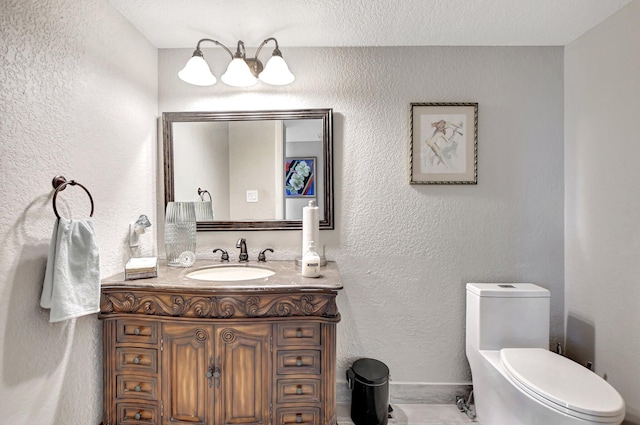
109,0 -> 632,49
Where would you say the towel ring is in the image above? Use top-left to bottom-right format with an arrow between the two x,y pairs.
52,175 -> 94,219
198,188 -> 212,202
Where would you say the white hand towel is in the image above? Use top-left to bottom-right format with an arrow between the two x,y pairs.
40,218 -> 101,322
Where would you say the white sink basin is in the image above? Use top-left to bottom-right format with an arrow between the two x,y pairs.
186,265 -> 275,282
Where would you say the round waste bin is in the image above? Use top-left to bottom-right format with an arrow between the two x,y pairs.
347,358 -> 390,425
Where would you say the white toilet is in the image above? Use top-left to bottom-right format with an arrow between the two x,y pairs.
465,283 -> 625,425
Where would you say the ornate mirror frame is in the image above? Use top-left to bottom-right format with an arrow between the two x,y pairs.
162,108 -> 334,231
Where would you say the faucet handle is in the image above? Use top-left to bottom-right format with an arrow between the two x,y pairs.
212,248 -> 229,262
258,248 -> 274,262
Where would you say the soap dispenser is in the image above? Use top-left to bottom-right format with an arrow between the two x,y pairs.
301,241 -> 321,278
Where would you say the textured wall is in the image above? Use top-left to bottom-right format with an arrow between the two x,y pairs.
565,1 -> 640,422
0,3 -> 568,418
0,0 -> 157,423
159,45 -> 565,397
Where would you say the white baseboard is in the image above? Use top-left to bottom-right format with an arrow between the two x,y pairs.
336,380 -> 473,404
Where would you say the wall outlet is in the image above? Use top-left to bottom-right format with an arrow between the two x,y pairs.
246,190 -> 258,203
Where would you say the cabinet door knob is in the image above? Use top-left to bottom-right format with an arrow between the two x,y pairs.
296,357 -> 303,366
133,356 -> 141,364
134,327 -> 141,335
296,329 -> 303,338
207,356 -> 222,388
134,412 -> 141,420
296,386 -> 303,395
134,384 -> 142,392
206,368 -> 213,388
296,414 -> 303,423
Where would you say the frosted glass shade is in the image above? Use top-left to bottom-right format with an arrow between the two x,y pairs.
178,55 -> 217,86
259,55 -> 295,85
220,58 -> 257,87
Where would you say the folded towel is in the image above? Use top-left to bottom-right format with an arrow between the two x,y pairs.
40,218 -> 100,322
194,200 -> 215,221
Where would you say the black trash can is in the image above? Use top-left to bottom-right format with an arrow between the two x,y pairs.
347,358 -> 390,425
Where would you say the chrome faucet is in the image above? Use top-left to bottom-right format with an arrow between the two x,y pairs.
236,238 -> 248,262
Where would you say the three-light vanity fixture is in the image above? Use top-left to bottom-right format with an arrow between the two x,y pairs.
178,37 -> 295,87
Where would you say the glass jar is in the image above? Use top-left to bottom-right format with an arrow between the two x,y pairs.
164,202 -> 196,266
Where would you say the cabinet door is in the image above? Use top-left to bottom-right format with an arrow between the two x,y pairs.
216,324 -> 271,425
162,324 -> 215,425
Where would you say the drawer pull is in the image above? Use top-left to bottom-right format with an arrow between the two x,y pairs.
134,384 -> 142,392
133,356 -> 141,364
296,329 -> 302,338
296,414 -> 303,423
134,327 -> 141,335
134,411 -> 142,420
296,357 -> 303,366
296,386 -> 303,395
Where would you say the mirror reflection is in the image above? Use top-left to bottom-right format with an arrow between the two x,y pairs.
163,109 -> 333,231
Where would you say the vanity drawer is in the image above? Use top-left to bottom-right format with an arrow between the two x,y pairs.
277,350 -> 321,375
116,347 -> 158,373
277,378 -> 321,404
277,323 -> 321,347
116,402 -> 158,424
276,407 -> 320,425
116,320 -> 158,344
116,374 -> 158,401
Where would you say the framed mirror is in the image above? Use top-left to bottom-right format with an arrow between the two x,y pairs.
163,108 -> 334,231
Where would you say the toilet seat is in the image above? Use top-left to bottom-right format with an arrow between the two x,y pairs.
501,348 -> 625,423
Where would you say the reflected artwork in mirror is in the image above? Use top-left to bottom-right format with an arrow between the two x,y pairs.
162,109 -> 334,231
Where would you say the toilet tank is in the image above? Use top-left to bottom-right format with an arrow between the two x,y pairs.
466,283 -> 550,351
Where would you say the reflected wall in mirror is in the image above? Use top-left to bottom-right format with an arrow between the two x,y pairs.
163,109 -> 333,231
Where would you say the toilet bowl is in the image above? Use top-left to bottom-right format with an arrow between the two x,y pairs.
466,283 -> 625,425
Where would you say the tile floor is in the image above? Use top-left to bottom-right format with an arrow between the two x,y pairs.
337,403 -> 478,424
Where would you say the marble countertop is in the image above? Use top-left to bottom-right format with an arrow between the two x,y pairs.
102,260 -> 342,292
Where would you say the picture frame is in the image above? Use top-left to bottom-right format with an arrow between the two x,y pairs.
285,157 -> 316,197
410,103 -> 478,184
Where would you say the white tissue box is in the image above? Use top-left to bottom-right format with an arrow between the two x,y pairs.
125,257 -> 158,280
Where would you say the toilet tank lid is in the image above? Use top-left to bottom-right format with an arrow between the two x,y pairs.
466,283 -> 550,298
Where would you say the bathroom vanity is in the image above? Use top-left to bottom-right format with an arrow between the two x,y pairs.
99,261 -> 342,425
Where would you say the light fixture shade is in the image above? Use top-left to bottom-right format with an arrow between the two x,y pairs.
259,55 -> 295,85
178,55 -> 217,86
220,58 -> 257,87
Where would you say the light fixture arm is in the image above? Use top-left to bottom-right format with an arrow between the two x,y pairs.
194,38 -> 234,59
233,40 -> 248,59
241,37 -> 283,78
254,37 -> 281,60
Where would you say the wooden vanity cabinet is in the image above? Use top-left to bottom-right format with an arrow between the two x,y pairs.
99,286 -> 340,425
